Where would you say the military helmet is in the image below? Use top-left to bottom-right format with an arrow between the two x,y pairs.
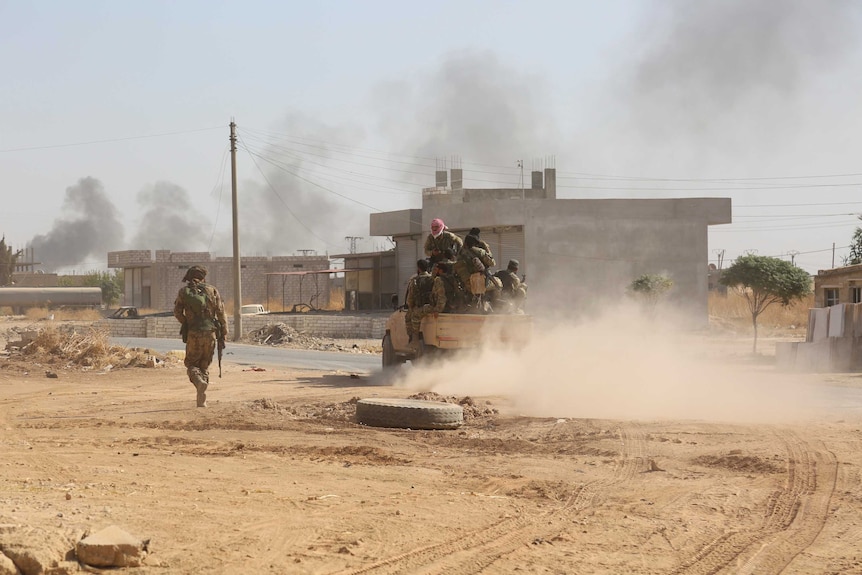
507,259 -> 519,270
182,265 -> 208,282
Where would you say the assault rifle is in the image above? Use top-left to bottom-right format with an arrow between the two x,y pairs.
215,320 -> 226,378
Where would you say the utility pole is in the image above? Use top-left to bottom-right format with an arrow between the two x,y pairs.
788,250 -> 799,266
832,242 -> 836,268
712,248 -> 725,270
230,120 -> 242,342
517,160 -> 524,199
345,236 -> 362,254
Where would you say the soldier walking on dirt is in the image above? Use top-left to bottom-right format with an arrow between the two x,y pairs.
173,265 -> 228,408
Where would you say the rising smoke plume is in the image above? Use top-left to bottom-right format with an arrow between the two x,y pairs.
234,114 -> 369,256
28,177 -> 124,272
598,0 -> 862,173
375,50 -> 559,170
130,181 -> 211,251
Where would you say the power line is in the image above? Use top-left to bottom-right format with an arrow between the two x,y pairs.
236,134 -> 335,248
0,125 -> 224,153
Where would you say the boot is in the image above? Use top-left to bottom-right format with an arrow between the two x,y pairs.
196,382 -> 208,408
189,368 -> 208,408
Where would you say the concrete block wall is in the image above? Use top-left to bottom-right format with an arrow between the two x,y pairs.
95,313 -> 389,341
108,250 -> 152,267
778,303 -> 862,372
94,319 -> 147,337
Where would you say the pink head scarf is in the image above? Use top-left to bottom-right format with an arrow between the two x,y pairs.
430,218 -> 445,238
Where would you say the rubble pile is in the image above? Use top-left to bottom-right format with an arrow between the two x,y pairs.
247,323 -> 379,353
2,326 -> 173,372
408,392 -> 498,420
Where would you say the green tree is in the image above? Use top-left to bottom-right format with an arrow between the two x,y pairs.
628,273 -> 674,311
719,255 -> 811,353
844,221 -> 862,266
0,236 -> 20,286
80,270 -> 124,306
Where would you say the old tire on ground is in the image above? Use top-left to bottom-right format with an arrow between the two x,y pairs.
382,333 -> 397,368
356,398 -> 463,430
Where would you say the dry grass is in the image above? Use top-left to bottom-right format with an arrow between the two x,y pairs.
19,326 -> 160,369
23,307 -> 103,321
708,290 -> 813,337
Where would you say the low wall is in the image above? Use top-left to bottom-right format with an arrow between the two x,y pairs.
778,303 -> 862,372
95,312 -> 390,340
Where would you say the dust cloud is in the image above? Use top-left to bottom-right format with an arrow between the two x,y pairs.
28,177 -> 124,272
394,305 -> 824,424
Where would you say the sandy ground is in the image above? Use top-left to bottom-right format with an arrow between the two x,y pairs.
2,318 -> 862,574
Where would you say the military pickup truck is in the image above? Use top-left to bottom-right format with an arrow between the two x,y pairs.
381,309 -> 532,368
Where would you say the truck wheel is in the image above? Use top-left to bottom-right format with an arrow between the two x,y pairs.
382,333 -> 398,368
356,398 -> 463,430
412,337 -> 437,365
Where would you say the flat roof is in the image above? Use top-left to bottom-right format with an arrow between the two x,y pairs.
263,268 -> 366,276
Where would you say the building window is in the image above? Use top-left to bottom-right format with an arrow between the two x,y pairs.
853,287 -> 862,304
825,288 -> 839,307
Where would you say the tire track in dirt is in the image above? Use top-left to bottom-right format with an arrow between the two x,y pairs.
333,425 -> 646,575
670,428 -> 837,575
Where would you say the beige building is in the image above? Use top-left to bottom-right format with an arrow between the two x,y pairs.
107,250 -> 331,311
813,264 -> 862,308
370,167 -> 731,323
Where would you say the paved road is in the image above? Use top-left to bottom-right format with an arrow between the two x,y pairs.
111,337 -> 379,373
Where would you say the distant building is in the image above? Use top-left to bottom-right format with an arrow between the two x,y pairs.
370,166 -> 732,323
332,250 -> 397,311
813,264 -> 862,307
107,250 -> 331,311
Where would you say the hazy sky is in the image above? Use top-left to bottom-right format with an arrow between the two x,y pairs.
2,0 -> 861,274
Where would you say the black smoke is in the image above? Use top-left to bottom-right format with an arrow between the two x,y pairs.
607,0 -> 862,168
29,177 -> 124,272
375,50 -> 559,171
130,181 -> 210,251
233,115 -> 368,256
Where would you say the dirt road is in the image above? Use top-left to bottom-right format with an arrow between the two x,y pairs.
2,327 -> 862,574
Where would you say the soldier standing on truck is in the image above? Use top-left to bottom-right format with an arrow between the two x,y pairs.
407,262 -> 455,349
173,265 -> 228,408
424,218 -> 463,264
469,227 -> 494,261
405,259 -> 434,343
495,259 -> 528,313
454,234 -> 496,310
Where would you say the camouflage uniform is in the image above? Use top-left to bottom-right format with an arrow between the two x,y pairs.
495,261 -> 527,312
174,266 -> 228,408
405,271 -> 433,339
424,231 -> 463,263
411,276 -> 448,341
454,246 -> 495,294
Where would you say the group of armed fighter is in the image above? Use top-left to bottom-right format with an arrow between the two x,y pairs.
404,218 -> 528,344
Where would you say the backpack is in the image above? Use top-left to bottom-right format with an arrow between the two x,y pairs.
182,283 -> 215,331
461,248 -> 485,274
415,274 -> 435,306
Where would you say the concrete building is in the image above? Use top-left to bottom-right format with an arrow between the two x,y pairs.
370,167 -> 731,323
332,250 -> 398,311
107,250 -> 331,311
813,264 -> 862,308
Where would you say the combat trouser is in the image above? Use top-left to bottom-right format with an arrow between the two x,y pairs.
184,330 -> 216,407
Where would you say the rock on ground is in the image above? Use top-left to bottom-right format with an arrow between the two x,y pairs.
76,525 -> 147,568
0,552 -> 20,575
0,524 -> 81,575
